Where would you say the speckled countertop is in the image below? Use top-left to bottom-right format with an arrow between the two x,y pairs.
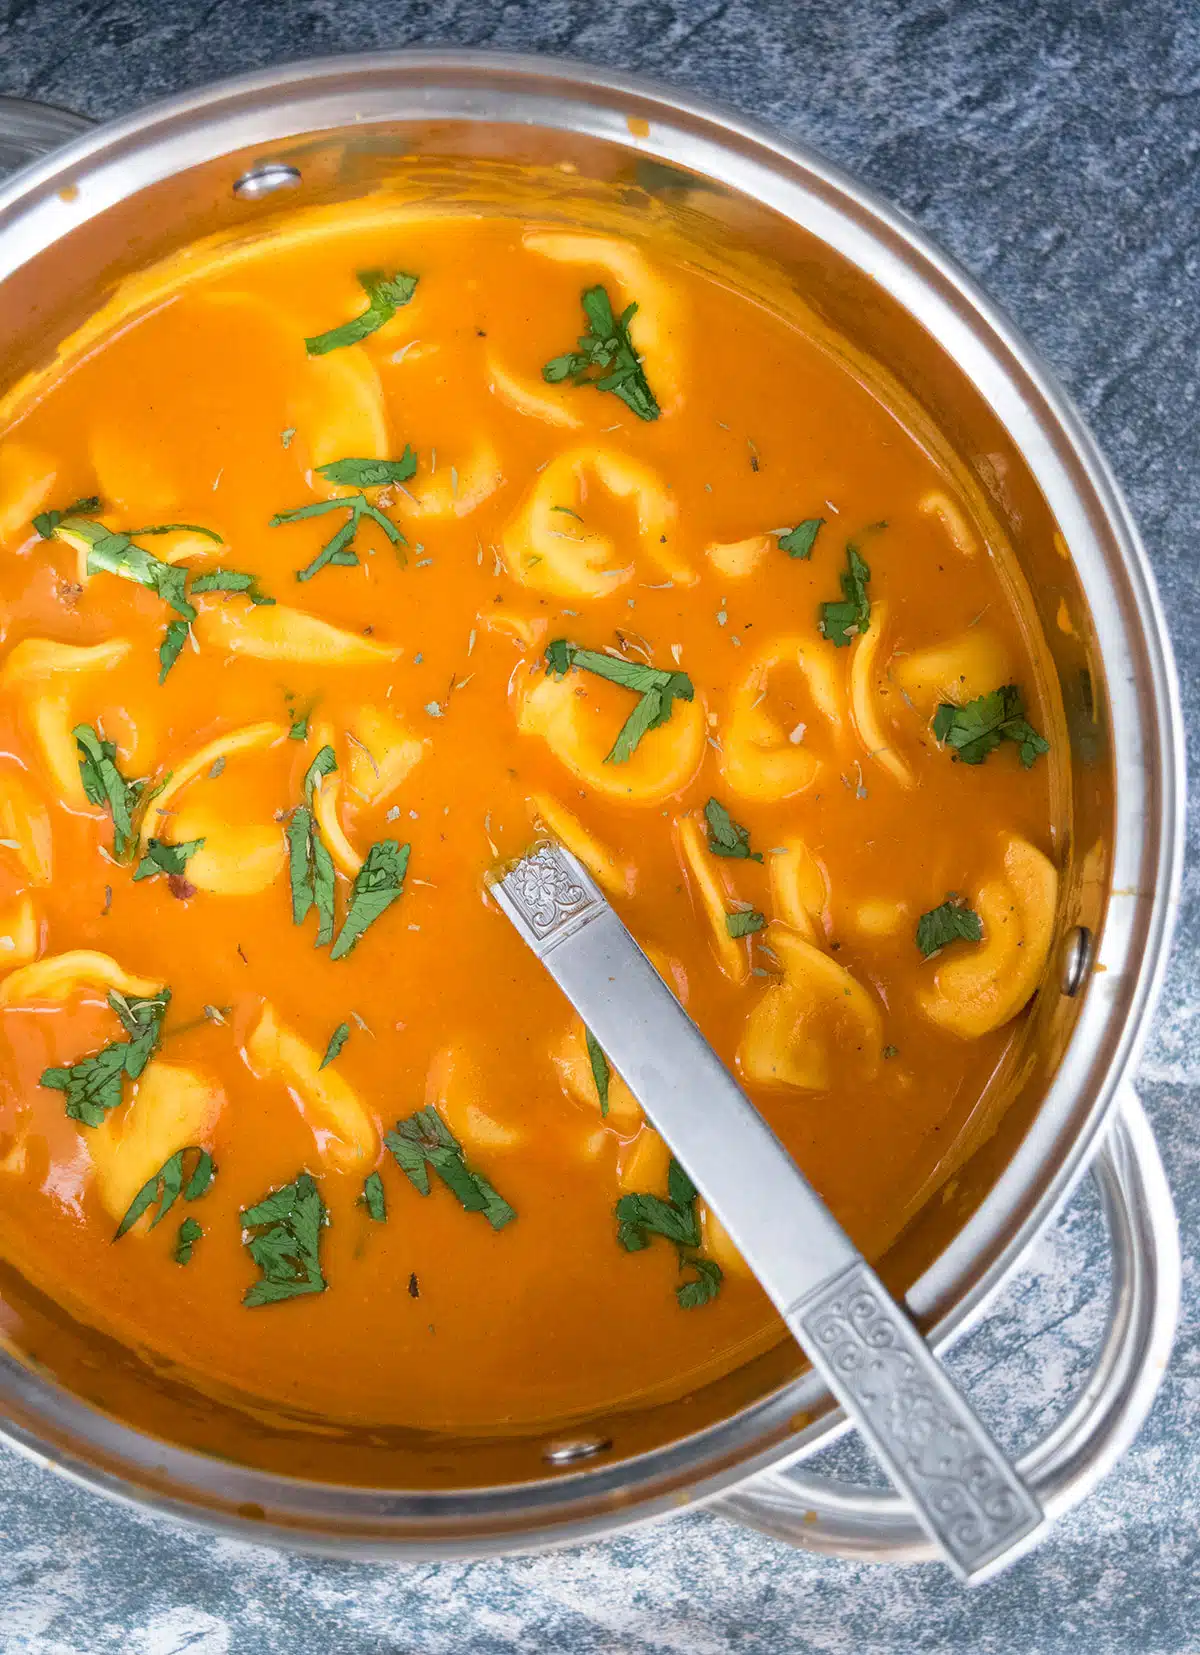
0,3 -> 1196,1651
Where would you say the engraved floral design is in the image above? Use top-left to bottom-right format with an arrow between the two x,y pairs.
505,846 -> 595,939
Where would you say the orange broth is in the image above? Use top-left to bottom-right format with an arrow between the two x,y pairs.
0,204 -> 1061,1433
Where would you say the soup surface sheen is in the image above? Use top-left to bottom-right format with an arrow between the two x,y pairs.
0,200 -> 1060,1433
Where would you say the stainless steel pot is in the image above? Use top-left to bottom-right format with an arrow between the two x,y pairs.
0,53 -> 1184,1566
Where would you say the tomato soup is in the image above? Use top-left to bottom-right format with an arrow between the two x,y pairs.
0,197 -> 1061,1433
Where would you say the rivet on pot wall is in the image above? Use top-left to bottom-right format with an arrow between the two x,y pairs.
233,163 -> 302,201
1062,926 -> 1093,996
543,1435 -> 612,1466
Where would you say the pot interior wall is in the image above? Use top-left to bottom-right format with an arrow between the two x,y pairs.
0,118 -> 1112,1502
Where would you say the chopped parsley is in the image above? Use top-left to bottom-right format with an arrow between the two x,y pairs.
932,686 -> 1050,768
384,1106 -> 516,1230
190,567 -> 276,606
585,1027 -> 611,1117
704,797 -> 762,862
359,1170 -> 387,1222
315,449 -> 417,489
916,895 -> 984,958
544,640 -> 694,763
74,724 -> 145,859
133,837 -> 205,883
330,840 -> 410,961
304,270 -> 419,356
33,495 -> 102,538
818,544 -> 871,646
41,989 -> 170,1127
123,522 -> 223,543
287,746 -> 337,948
240,1172 -> 328,1307
270,488 -> 406,582
288,712 -> 310,742
175,1216 -> 203,1264
543,285 -> 660,421
616,1157 -> 723,1309
778,518 -> 824,560
725,908 -> 766,939
114,1145 -> 215,1239
319,1022 -> 351,1069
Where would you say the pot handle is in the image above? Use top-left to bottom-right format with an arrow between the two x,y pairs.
0,95 -> 91,178
709,1084 -> 1180,1564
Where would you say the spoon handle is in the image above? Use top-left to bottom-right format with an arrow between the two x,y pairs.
492,841 -> 1044,1583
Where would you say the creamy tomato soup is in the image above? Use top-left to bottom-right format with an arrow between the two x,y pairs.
0,194 -> 1060,1433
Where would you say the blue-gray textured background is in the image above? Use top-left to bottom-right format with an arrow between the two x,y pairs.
0,3 -> 1196,1651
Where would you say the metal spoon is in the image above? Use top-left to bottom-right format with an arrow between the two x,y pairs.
491,840 -> 1044,1584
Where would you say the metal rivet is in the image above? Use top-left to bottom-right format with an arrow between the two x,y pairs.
233,163 -> 302,201
542,1435 -> 612,1466
1062,925 -> 1093,996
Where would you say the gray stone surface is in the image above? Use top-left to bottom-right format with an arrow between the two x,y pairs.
0,2 -> 1196,1650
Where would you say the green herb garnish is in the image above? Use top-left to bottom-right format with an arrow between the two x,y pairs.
544,640 -> 694,763
270,489 -> 405,582
320,1022 -> 351,1069
384,1106 -> 516,1230
190,567 -> 276,606
916,895 -> 984,958
704,797 -> 762,862
616,1158 -> 723,1310
330,840 -> 410,961
114,1145 -> 215,1239
360,1170 -> 387,1222
305,270 -> 419,356
123,522 -> 223,543
778,518 -> 824,559
133,837 -> 205,884
585,1027 -> 611,1118
818,544 -> 871,646
240,1172 -> 328,1307
287,746 -> 337,947
73,724 -> 147,860
41,989 -> 170,1127
932,686 -> 1050,768
175,1217 -> 203,1263
725,909 -> 765,939
33,495 -> 102,538
543,285 -> 659,422
315,449 -> 417,489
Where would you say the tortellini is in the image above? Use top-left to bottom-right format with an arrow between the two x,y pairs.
849,602 -> 914,788
401,440 -> 503,521
551,1023 -> 644,1132
675,812 -> 749,984
524,231 -> 685,415
488,355 -> 582,429
768,837 -> 830,944
501,446 -> 692,599
0,895 -> 40,970
720,636 -> 846,802
195,601 -> 402,665
0,763 -> 53,885
700,1202 -> 752,1278
343,707 -> 427,806
528,793 -> 635,898
919,488 -> 979,558
0,441 -> 55,545
739,924 -> 883,1091
0,638 -> 133,805
138,722 -> 289,896
0,950 -> 160,1007
88,1062 -> 223,1223
705,534 -> 773,580
919,835 -> 1057,1038
309,747 -> 363,880
617,1124 -> 672,1193
516,661 -> 706,804
890,626 -> 1014,717
427,1045 -> 524,1153
245,1002 -> 378,1172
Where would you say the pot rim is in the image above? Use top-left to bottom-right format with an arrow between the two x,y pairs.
0,48 -> 1185,1555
